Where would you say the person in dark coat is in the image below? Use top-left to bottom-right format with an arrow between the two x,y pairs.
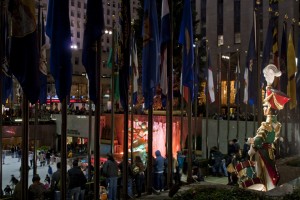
67,160 -> 87,200
103,153 -> 119,200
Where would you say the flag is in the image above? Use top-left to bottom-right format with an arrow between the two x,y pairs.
82,0 -> 104,103
206,50 -> 215,103
1,61 -> 12,105
107,33 -> 120,103
279,22 -> 287,94
142,0 -> 160,109
130,36 -> 139,105
180,73 -> 189,103
234,55 -> 241,104
261,18 -> 274,87
244,19 -> 257,105
46,0 -> 72,102
272,24 -> 280,89
39,11 -> 47,104
8,0 -> 40,104
160,0 -> 170,96
1,3 -> 12,104
107,47 -> 113,69
179,0 -> 195,101
287,30 -> 297,109
296,34 -> 300,105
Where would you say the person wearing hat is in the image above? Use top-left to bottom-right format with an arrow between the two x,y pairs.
28,174 -> 46,200
247,64 -> 290,191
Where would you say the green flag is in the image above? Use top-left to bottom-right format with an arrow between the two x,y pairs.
107,47 -> 113,68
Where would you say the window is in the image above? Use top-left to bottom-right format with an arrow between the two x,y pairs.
71,10 -> 74,17
218,35 -> 224,46
107,19 -> 110,25
77,21 -> 80,28
107,9 -> 110,15
75,57 -> 79,65
84,3 -> 87,9
234,0 -> 241,44
78,2 -> 81,8
234,33 -> 241,44
71,0 -> 74,6
77,32 -> 80,38
217,0 -> 223,45
71,20 -> 74,27
77,42 -> 80,48
77,12 -> 81,18
200,0 -> 207,37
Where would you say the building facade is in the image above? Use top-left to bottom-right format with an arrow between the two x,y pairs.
196,0 -> 299,113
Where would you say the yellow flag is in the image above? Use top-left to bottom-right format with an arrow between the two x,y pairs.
287,30 -> 297,109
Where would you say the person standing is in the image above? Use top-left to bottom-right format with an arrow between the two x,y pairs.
132,155 -> 145,198
29,151 -> 34,167
153,150 -> 165,193
67,160 -> 87,200
51,162 -> 61,200
28,174 -> 46,200
48,165 -> 53,178
103,153 -> 119,200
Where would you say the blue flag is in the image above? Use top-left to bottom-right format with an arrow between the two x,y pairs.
1,4 -> 12,105
178,0 -> 195,101
142,0 -> 160,109
82,0 -> 104,103
46,0 -> 72,101
297,34 -> 300,105
261,18 -> 274,87
8,0 -> 40,104
244,24 -> 257,105
39,11 -> 47,104
280,22 -> 287,94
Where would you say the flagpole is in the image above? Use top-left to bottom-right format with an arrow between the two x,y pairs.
187,92 -> 193,183
205,44 -> 209,159
166,0 -> 173,188
60,98 -> 67,200
0,0 -> 5,192
256,1 -> 262,127
111,20 -> 115,154
180,82 -> 184,151
236,50 -> 240,140
130,32 -> 134,162
94,38 -> 102,200
21,94 -> 29,199
33,0 -> 43,176
194,42 -> 199,151
227,52 -> 230,145
147,106 -> 153,194
217,47 -> 222,149
121,2 -> 130,198
88,100 -> 92,181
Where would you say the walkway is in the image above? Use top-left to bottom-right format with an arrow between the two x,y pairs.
136,175 -> 228,199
